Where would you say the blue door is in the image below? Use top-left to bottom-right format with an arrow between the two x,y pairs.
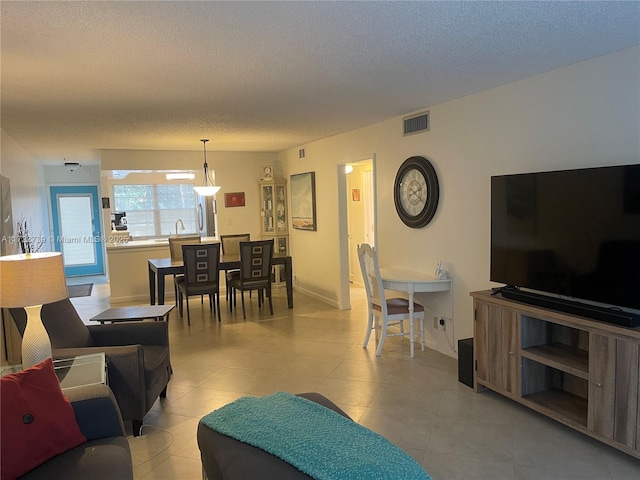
50,186 -> 105,276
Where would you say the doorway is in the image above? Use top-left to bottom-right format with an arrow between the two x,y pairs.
346,160 -> 375,282
339,157 -> 375,309
50,186 -> 105,277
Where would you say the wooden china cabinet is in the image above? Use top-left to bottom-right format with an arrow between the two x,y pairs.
259,178 -> 288,284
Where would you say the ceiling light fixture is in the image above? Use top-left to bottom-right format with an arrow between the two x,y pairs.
64,161 -> 80,172
193,139 -> 221,196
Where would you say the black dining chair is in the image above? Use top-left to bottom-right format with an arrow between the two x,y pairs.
168,235 -> 201,305
228,240 -> 274,319
220,233 -> 250,303
176,243 -> 222,324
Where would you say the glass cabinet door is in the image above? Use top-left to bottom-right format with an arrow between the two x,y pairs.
260,179 -> 288,236
274,236 -> 288,254
275,184 -> 287,233
261,185 -> 274,234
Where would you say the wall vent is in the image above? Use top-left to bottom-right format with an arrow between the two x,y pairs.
403,111 -> 430,136
298,147 -> 306,159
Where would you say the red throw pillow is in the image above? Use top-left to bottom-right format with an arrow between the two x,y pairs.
1,358 -> 86,480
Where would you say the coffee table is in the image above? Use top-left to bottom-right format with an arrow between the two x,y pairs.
90,305 -> 174,324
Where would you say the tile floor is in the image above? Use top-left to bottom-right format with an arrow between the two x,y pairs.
70,281 -> 640,480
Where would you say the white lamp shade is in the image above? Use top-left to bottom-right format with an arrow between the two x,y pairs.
0,252 -> 67,307
0,252 -> 67,369
194,185 -> 221,196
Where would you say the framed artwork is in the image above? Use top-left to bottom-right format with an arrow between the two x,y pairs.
290,172 -> 317,231
224,192 -> 245,208
352,189 -> 360,201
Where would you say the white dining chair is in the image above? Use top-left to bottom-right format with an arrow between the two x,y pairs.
357,243 -> 426,356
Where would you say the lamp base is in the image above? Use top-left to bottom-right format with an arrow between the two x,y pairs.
22,305 -> 53,369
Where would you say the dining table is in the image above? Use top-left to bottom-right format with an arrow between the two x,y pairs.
148,253 -> 294,308
379,267 -> 452,357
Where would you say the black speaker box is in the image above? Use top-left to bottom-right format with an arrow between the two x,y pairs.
458,338 -> 474,388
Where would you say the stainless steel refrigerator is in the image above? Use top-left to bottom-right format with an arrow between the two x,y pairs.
196,195 -> 217,238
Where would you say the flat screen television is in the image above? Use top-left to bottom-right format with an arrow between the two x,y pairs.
490,164 -> 640,327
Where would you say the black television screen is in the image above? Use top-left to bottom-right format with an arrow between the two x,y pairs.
490,164 -> 640,316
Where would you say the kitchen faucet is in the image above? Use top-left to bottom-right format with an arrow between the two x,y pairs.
175,218 -> 185,235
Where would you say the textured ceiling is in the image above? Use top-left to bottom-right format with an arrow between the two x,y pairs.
1,1 -> 639,164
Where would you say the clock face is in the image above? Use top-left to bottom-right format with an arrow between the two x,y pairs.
399,168 -> 428,216
394,156 -> 439,228
263,165 -> 274,179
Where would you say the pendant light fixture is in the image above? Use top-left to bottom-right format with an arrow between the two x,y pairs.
194,139 -> 221,196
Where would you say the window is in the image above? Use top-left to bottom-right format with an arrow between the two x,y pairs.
113,184 -> 197,238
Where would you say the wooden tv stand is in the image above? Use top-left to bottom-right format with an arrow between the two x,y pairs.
471,290 -> 640,459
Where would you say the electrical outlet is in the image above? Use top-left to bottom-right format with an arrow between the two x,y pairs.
432,316 -> 439,329
439,317 -> 446,331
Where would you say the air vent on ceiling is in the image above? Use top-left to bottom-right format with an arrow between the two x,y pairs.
403,111 -> 430,136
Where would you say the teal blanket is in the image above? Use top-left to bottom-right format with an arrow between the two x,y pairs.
200,391 -> 431,480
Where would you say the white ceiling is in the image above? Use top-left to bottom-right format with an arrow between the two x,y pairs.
2,1 -> 639,164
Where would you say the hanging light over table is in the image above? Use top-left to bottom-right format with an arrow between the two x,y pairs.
194,139 -> 221,196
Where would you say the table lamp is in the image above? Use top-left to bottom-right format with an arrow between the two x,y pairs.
0,252 -> 68,368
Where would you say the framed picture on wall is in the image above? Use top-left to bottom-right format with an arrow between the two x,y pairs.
290,172 -> 317,231
224,192 -> 245,208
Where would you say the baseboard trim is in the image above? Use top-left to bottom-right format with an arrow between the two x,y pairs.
293,286 -> 342,309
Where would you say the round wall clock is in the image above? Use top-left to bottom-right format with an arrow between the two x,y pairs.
393,156 -> 439,228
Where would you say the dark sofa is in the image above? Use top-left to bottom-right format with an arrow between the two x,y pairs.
197,392 -> 351,480
19,384 -> 133,480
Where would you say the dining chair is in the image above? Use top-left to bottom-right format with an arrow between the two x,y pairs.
175,243 -> 222,324
228,240 -> 274,319
220,233 -> 250,302
357,243 -> 426,356
168,234 -> 202,305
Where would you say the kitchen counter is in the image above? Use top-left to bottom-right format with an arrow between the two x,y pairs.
106,235 -> 218,303
105,236 -> 218,250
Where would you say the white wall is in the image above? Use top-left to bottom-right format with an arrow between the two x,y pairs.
280,46 -> 640,357
44,164 -> 101,186
0,130 -> 48,253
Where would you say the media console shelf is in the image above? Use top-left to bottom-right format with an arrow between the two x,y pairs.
471,290 -> 640,459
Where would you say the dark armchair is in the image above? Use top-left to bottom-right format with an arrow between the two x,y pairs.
10,298 -> 172,435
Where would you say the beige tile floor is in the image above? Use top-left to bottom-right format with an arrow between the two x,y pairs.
70,280 -> 640,480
